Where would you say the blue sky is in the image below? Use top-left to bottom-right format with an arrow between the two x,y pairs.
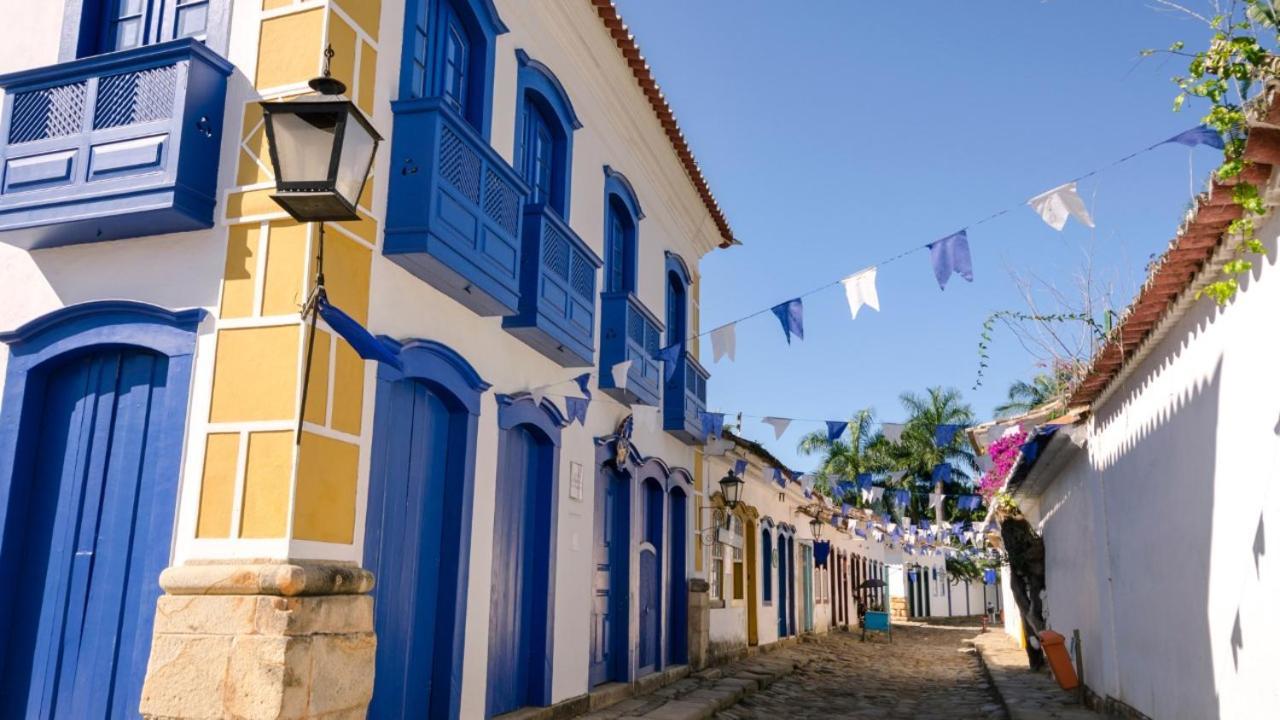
614,0 -> 1227,472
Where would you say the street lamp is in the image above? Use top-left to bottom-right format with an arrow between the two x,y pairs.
260,48 -> 381,222
809,516 -> 823,538
719,470 -> 744,510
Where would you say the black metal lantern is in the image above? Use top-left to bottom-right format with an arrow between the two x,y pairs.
810,516 -> 823,538
260,52 -> 381,222
719,470 -> 744,510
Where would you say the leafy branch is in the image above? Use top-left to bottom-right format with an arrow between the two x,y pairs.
974,310 -> 1105,390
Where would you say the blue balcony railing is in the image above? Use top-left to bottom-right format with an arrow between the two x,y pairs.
0,39 -> 232,250
599,291 -> 663,406
502,204 -> 602,367
663,351 -> 709,444
384,97 -> 529,316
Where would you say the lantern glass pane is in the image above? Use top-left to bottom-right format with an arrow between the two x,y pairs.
335,113 -> 377,205
270,110 -> 338,187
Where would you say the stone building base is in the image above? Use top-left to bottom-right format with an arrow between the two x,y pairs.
140,561 -> 376,720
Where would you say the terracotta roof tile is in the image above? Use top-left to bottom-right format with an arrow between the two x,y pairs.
590,0 -> 737,249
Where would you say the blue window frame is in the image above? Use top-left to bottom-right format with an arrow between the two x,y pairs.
603,166 -> 643,294
402,0 -> 505,138
91,0 -> 210,55
514,51 -> 581,218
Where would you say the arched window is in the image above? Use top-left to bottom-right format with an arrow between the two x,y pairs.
402,0 -> 506,136
603,166 -> 643,294
761,529 -> 773,604
514,51 -> 580,217
665,252 -> 691,347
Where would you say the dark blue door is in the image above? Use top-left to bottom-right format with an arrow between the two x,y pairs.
665,488 -> 687,665
787,536 -> 797,636
776,535 -> 788,637
0,348 -> 176,718
487,426 -> 553,717
637,479 -> 663,674
591,466 -> 628,686
366,379 -> 463,719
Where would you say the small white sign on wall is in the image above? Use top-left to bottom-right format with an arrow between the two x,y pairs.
568,461 -> 583,501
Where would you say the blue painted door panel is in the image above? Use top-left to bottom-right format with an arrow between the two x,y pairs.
590,467 -> 628,686
0,348 -> 175,719
367,380 -> 454,719
637,546 -> 658,673
487,426 -> 551,717
776,538 -> 787,637
665,491 -> 687,666
802,546 -> 814,633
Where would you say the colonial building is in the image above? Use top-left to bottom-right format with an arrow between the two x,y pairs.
0,1 -> 733,718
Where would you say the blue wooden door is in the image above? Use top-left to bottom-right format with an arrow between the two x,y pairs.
802,546 -> 814,633
590,467 -> 628,686
522,106 -> 554,206
487,426 -> 552,717
787,537 -> 797,636
665,489 -> 687,666
0,348 -> 177,718
776,536 -> 787,637
637,547 -> 658,673
366,380 -> 459,719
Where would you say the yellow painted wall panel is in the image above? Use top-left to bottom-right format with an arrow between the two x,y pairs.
262,0 -> 293,10
226,189 -> 281,220
241,102 -> 264,142
209,325 -> 300,423
262,221 -> 308,316
327,13 -> 356,94
357,42 -> 377,117
293,432 -> 358,543
331,340 -> 364,435
220,225 -> 259,319
335,0 -> 380,40
333,209 -> 377,246
240,430 -> 294,538
324,231 -> 371,323
196,433 -> 240,538
256,8 -> 323,90
237,121 -> 273,186
303,328 -> 330,425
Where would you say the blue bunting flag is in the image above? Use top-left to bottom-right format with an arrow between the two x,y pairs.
927,230 -> 974,290
826,420 -> 848,444
770,298 -> 804,344
655,343 -> 683,382
700,411 -> 725,439
315,293 -> 402,369
934,423 -> 962,447
1162,124 -> 1225,150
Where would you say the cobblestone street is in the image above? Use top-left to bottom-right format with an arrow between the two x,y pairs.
719,622 -> 1006,720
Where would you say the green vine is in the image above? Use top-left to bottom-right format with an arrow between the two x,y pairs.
1147,2 -> 1278,303
973,310 -> 1105,390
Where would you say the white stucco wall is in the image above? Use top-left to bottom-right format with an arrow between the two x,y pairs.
1023,210 -> 1280,718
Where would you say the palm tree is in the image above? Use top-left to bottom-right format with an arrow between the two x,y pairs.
994,373 -> 1065,417
890,387 -> 979,524
796,408 -> 889,504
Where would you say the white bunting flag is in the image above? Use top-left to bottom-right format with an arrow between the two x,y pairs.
632,405 -> 658,433
710,323 -> 736,363
1027,181 -> 1094,231
928,492 -> 945,510
762,416 -> 792,440
881,423 -> 905,443
610,360 -> 633,390
840,267 -> 880,320
869,487 -> 885,502
529,384 -> 548,405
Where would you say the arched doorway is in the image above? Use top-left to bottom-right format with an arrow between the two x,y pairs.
776,527 -> 789,637
745,516 -> 759,646
486,396 -> 566,717
0,302 -> 201,719
365,340 -> 489,720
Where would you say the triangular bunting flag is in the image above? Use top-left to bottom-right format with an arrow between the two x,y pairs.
928,492 -> 945,510
927,230 -> 974,290
772,467 -> 787,487
733,459 -> 749,475
770,298 -> 804,344
573,372 -> 592,400
934,423 -> 962,447
1028,182 -> 1094,231
1162,124 -> 1225,149
655,343 -> 682,382
315,293 -> 402,369
826,420 -> 848,444
840,267 -> 880,320
610,361 -> 632,391
565,396 -> 589,426
881,422 -> 905,443
710,323 -> 736,363
762,416 -> 791,440
700,411 -> 725,440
